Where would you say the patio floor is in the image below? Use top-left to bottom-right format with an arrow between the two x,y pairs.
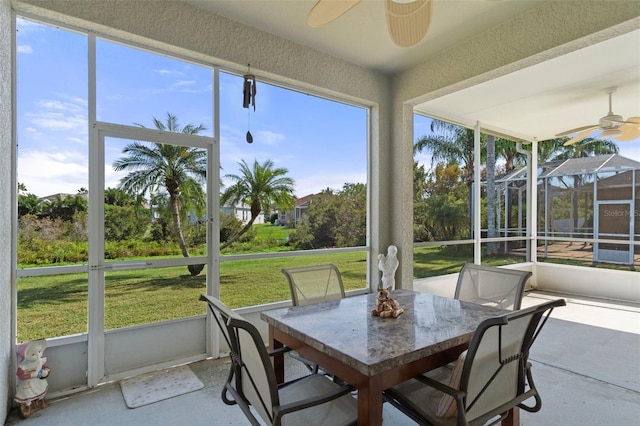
5,291 -> 640,426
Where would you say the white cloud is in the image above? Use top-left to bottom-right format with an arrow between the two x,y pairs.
17,45 -> 33,54
17,150 -> 88,197
26,97 -> 88,136
255,130 -> 285,146
29,113 -> 85,132
174,80 -> 195,86
105,165 -> 126,191
154,69 -> 183,76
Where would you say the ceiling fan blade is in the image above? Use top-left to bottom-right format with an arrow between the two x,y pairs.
555,124 -> 599,137
623,116 -> 640,125
617,124 -> 640,141
385,0 -> 432,47
563,128 -> 595,146
307,0 -> 362,28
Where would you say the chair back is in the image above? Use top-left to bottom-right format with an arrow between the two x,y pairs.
455,263 -> 532,310
200,295 -> 279,425
460,298 -> 565,424
282,264 -> 346,306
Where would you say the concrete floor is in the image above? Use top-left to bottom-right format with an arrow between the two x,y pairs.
5,291 -> 640,425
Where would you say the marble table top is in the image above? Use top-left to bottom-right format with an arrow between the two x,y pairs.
261,290 -> 507,376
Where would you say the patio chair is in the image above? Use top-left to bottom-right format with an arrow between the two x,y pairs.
383,298 -> 566,426
199,294 -> 357,426
455,264 -> 532,311
281,264 -> 346,374
281,264 -> 346,307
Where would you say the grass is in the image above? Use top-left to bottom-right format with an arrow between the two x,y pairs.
413,245 -> 526,278
16,228 -> 557,341
17,250 -> 367,341
17,243 -> 525,341
254,223 -> 291,242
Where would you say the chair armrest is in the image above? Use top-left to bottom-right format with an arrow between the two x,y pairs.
415,374 -> 469,426
518,361 -> 542,413
274,380 -> 355,420
415,373 -> 465,401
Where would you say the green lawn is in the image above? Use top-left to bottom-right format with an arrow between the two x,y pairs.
17,232 -> 532,341
254,223 -> 291,242
17,250 -> 367,341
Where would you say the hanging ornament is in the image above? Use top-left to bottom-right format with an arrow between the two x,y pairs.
243,65 -> 257,143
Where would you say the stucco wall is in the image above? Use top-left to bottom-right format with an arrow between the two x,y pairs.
1,0 -> 14,421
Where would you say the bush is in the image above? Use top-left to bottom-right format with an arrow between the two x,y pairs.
186,221 -> 207,246
220,214 -> 243,243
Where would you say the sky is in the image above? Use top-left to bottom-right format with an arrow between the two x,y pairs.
16,18 -> 639,200
16,18 -> 367,199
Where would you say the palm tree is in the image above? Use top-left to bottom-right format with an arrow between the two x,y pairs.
414,120 -> 479,186
495,138 -> 527,172
536,137 -> 618,163
113,113 -> 207,276
17,193 -> 43,217
220,159 -> 295,250
414,119 -> 485,239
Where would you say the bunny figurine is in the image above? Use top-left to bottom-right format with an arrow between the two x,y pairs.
371,285 -> 404,318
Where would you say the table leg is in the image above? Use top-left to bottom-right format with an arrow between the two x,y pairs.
357,377 -> 383,426
503,407 -> 520,425
268,325 -> 285,383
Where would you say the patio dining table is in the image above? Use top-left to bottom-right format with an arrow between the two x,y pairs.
261,289 -> 516,426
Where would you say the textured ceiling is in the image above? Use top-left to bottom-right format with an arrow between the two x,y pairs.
186,0 -> 640,144
186,0 -> 543,74
415,28 -> 640,142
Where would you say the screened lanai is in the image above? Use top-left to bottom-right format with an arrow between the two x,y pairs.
493,154 -> 640,267
2,1 -> 639,422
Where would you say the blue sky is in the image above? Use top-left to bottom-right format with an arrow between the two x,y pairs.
16,18 -> 367,199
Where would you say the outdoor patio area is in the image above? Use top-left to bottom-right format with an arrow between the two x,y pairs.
5,290 -> 639,426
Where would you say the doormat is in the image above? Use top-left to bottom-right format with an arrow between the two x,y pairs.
120,364 -> 204,409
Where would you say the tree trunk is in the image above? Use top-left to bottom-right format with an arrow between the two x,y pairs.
169,192 -> 203,276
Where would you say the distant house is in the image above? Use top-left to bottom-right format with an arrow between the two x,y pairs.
220,202 -> 265,225
38,192 -> 88,203
277,193 -> 326,225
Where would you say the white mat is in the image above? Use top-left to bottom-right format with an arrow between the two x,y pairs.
120,364 -> 204,408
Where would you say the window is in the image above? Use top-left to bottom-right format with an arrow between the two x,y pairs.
15,18 -> 370,342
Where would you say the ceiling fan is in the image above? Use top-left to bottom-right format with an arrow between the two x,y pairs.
307,0 -> 501,48
556,87 -> 640,146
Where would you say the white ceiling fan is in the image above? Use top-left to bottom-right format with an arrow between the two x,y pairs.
307,0 -> 501,48
556,87 -> 640,146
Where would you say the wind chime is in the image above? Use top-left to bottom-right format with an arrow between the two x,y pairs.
243,65 -> 257,143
